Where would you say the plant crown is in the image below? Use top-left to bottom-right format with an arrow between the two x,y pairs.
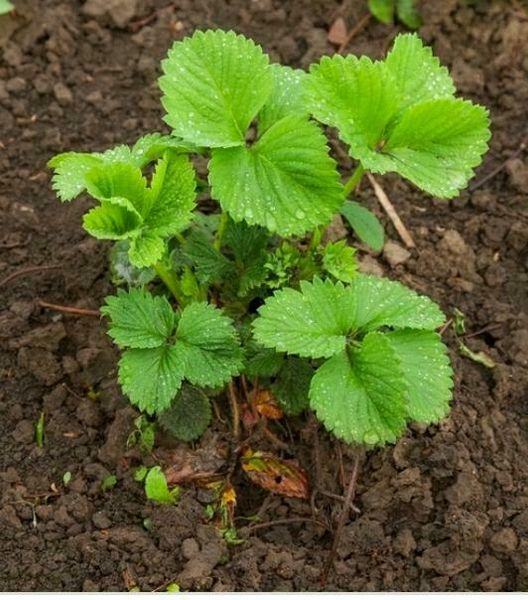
49,29 -> 490,447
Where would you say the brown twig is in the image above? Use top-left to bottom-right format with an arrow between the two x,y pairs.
38,300 -> 100,317
463,322 -> 503,340
366,172 -> 416,249
470,133 -> 528,191
0,265 -> 60,288
337,13 -> 371,54
438,318 -> 453,337
246,516 -> 330,534
320,451 -> 362,587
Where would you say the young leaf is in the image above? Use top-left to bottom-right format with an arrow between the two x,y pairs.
48,153 -> 103,202
128,233 -> 166,268
158,385 -> 212,442
0,0 -> 14,14
145,150 -> 196,237
340,200 -> 385,252
396,0 -> 421,30
368,0 -> 394,24
110,240 -> 156,286
272,357 -> 313,416
160,29 -> 273,147
101,288 -> 175,349
176,302 -> 244,387
145,466 -> 180,505
384,329 -> 453,422
182,229 -> 234,284
83,200 -> 142,240
322,240 -> 357,283
310,333 -> 407,445
209,114 -> 344,235
258,64 -> 308,133
118,346 -> 186,414
131,133 -> 197,167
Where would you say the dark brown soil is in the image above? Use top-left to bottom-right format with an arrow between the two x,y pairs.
1,0 -> 528,592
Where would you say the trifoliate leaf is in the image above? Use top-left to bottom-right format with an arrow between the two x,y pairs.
118,346 -> 186,414
381,98 -> 491,198
368,0 -> 394,24
253,278 -> 356,358
340,200 -> 385,252
182,229 -> 234,283
160,29 -> 273,147
101,288 -> 175,349
307,34 -> 490,198
48,152 -> 103,202
83,200 -> 141,240
158,385 -> 212,441
258,64 -> 308,134
272,357 -> 313,416
144,466 -> 180,505
253,275 -> 445,359
146,150 -> 196,236
209,114 -> 344,235
322,240 -> 357,283
176,302 -> 244,387
396,0 -> 421,29
310,332 -> 407,445
384,329 -> 453,423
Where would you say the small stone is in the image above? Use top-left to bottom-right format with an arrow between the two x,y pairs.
6,77 -> 27,94
489,528 -> 518,555
53,82 -> 73,106
86,90 -> 103,105
383,240 -> 411,267
358,254 -> 384,277
393,528 -> 416,557
322,214 -> 348,243
92,511 -> 111,529
481,577 -> 507,592
438,229 -> 467,255
506,157 -> 528,192
12,420 -> 35,444
182,537 -> 200,560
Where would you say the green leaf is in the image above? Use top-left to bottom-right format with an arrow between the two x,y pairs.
182,229 -> 234,283
160,29 -> 273,147
85,162 -> 149,216
131,133 -> 197,167
385,33 -> 454,110
145,467 -> 180,505
110,240 -> 156,286
158,385 -> 212,441
322,240 -> 357,283
101,288 -> 175,349
83,200 -> 141,240
224,219 -> 269,263
48,152 -> 103,201
258,64 -> 308,133
307,55 -> 399,165
209,115 -> 344,235
272,357 -> 313,416
368,0 -> 394,23
245,340 -> 284,378
381,98 -> 491,198
129,233 -> 166,268
340,200 -> 384,252
0,0 -> 14,14
396,0 -> 421,28
146,150 -> 196,236
253,278 -> 356,359
118,346 -> 185,414
310,332 -> 407,445
176,302 -> 244,387
384,329 -> 453,422
253,275 -> 445,358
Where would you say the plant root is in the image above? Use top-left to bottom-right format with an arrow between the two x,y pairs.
38,300 -> 100,317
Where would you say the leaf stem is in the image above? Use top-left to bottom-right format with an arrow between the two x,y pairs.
343,164 -> 365,197
214,212 -> 229,250
153,262 -> 183,304
227,381 -> 240,440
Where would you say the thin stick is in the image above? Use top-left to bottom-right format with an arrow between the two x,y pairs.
38,300 -> 100,317
470,133 -> 527,191
246,517 -> 330,534
366,172 -> 415,249
438,318 -> 453,337
463,322 -> 503,340
0,265 -> 60,287
320,451 -> 361,587
337,13 -> 371,54
227,381 -> 240,441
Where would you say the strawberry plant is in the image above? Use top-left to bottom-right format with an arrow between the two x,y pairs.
49,30 -> 490,451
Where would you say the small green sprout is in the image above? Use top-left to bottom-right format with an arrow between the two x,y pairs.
144,467 -> 179,505
126,415 -> 156,453
101,474 -> 117,492
62,471 -> 72,486
35,412 -> 45,448
368,0 -> 421,29
0,0 -> 14,15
